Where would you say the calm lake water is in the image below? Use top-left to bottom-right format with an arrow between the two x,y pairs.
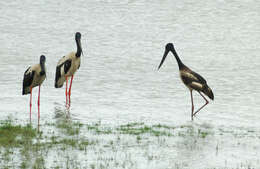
0,0 -> 260,168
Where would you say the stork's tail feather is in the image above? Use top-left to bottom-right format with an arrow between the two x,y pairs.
55,79 -> 63,88
203,86 -> 214,100
22,87 -> 30,95
55,66 -> 63,88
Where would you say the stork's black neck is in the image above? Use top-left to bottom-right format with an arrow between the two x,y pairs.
171,49 -> 184,70
40,62 -> 46,76
75,38 -> 82,58
39,55 -> 46,75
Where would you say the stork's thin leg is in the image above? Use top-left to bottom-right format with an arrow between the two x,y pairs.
37,85 -> 41,126
190,90 -> 194,121
65,76 -> 68,107
29,87 -> 32,123
193,91 -> 209,117
68,75 -> 74,107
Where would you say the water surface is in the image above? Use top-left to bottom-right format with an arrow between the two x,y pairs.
0,0 -> 260,168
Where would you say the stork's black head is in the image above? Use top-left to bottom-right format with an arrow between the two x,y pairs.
165,43 -> 175,52
40,55 -> 46,64
75,32 -> 83,57
39,55 -> 46,75
158,43 -> 174,70
158,43 -> 183,70
75,32 -> 81,40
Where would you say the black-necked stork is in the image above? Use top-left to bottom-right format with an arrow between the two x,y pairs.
55,32 -> 82,108
23,55 -> 46,123
158,43 -> 214,120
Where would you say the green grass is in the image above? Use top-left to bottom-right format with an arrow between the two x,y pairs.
0,118 -> 215,169
0,119 -> 37,147
56,119 -> 83,136
0,117 -> 256,169
117,123 -> 172,136
86,121 -> 113,134
0,118 -> 97,168
152,123 -> 175,130
198,129 -> 210,138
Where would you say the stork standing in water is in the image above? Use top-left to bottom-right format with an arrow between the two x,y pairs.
158,43 -> 214,120
55,32 -> 82,108
22,55 -> 46,124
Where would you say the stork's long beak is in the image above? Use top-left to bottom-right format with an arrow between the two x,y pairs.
77,38 -> 84,56
80,40 -> 84,56
40,62 -> 46,76
40,55 -> 46,75
158,48 -> 169,70
41,64 -> 45,73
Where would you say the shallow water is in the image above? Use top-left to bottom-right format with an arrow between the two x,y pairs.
0,0 -> 260,168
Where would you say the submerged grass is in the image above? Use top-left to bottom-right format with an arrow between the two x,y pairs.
117,124 -> 172,136
0,119 -> 37,147
86,121 -> 113,134
0,117 -> 215,168
0,118 -> 96,168
56,119 -> 83,136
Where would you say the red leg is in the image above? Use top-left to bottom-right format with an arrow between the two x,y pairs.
29,87 -> 32,123
65,76 -> 68,107
68,75 -> 74,107
190,90 -> 194,121
38,85 -> 41,125
193,91 -> 209,117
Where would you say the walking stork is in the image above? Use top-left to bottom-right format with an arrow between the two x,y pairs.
158,43 -> 214,120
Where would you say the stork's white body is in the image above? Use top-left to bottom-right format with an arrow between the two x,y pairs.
23,64 -> 46,94
55,52 -> 80,88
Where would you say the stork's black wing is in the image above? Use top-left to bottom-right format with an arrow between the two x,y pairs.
55,58 -> 72,88
22,67 -> 35,95
191,71 -> 207,84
